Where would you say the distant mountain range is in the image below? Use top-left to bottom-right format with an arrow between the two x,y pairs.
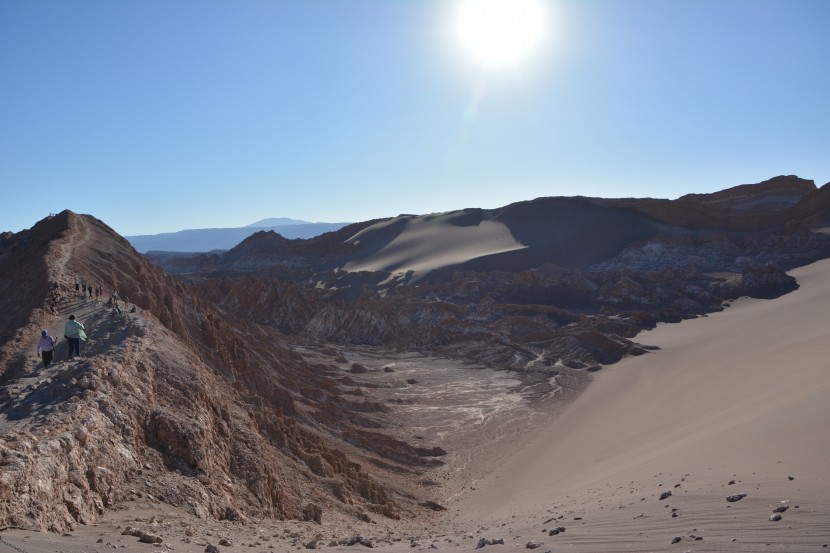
125,219 -> 351,253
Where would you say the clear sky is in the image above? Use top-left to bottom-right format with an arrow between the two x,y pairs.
2,0 -> 829,236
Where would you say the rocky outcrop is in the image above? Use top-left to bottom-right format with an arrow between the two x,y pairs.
194,256 -> 799,373
0,213 -> 426,531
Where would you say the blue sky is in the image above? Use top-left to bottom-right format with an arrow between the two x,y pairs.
2,0 -> 828,236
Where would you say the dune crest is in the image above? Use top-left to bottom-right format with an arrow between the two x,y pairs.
343,215 -> 525,275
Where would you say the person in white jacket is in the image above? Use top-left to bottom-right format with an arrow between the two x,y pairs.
36,329 -> 56,368
64,314 -> 87,359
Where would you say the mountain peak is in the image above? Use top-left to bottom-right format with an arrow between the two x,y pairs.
246,217 -> 309,228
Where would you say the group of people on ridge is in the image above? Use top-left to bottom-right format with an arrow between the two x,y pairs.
35,277 -> 139,370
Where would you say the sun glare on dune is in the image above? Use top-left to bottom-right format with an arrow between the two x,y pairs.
456,0 -> 546,67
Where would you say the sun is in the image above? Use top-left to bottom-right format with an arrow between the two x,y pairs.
456,0 -> 546,67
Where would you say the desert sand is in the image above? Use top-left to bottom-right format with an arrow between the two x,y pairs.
343,215 -> 525,276
444,258 -> 830,551
2,260 -> 829,551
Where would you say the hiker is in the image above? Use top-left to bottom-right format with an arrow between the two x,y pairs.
64,314 -> 87,359
37,330 -> 56,369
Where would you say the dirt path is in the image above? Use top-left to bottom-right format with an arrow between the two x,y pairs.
50,214 -> 90,286
24,214 -> 118,377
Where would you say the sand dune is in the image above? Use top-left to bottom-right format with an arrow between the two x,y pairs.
452,258 -> 830,550
343,214 -> 525,275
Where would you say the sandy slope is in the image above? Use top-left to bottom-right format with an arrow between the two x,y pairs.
448,258 -> 830,551
343,215 -> 525,275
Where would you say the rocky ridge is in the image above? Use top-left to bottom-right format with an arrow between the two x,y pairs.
0,212 -> 442,532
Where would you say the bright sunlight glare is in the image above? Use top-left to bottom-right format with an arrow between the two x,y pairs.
456,0 -> 546,67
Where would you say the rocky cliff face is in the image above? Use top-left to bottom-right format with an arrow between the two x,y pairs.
0,212 -> 436,531
198,261 -> 798,375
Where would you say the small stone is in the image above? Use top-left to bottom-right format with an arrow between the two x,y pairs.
726,493 -> 747,502
205,545 -> 219,553
728,479 -> 736,485
547,529 -> 558,536
475,537 -> 486,549
526,541 -> 543,549
218,538 -> 232,547
305,540 -> 318,549
72,426 -> 88,445
671,537 -> 682,544
773,505 -> 789,513
138,532 -> 163,544
97,538 -> 104,543
769,514 -> 783,522
788,476 -> 795,481
659,491 -> 672,500
671,512 -> 679,518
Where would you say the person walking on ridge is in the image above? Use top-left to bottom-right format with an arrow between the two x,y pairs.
64,314 -> 87,360
37,330 -> 56,369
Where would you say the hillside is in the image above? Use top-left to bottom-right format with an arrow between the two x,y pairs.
151,175 -> 830,281
449,258 -> 830,552
0,212 -> 441,532
148,176 -> 830,377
